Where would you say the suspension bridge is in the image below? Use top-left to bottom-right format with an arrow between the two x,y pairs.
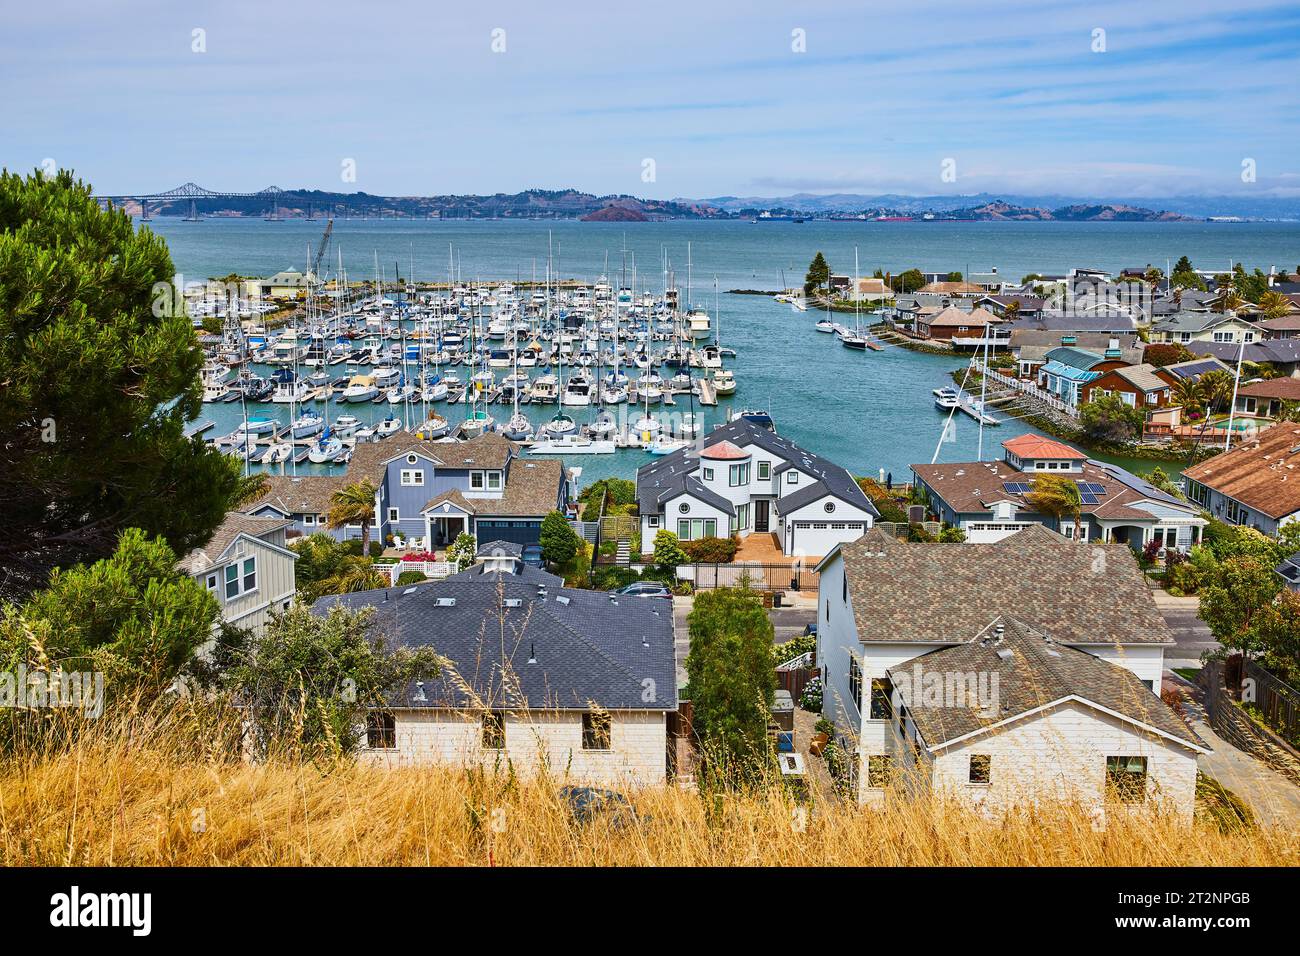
95,183 -> 330,221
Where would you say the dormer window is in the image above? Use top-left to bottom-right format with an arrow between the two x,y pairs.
486,471 -> 502,491
470,471 -> 485,490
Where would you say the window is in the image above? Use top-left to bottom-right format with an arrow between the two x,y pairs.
303,514 -> 315,526
400,469 -> 424,487
225,563 -> 239,599
481,712 -> 506,750
1106,756 -> 1147,803
824,501 -> 836,514
728,462 -> 750,486
205,572 -> 219,596
787,471 -> 799,485
848,658 -> 862,714
968,754 -> 991,785
487,471 -> 502,491
678,518 -> 715,541
388,507 -> 399,522
866,754 -> 892,789
869,678 -> 892,720
470,471 -> 485,490
224,555 -> 256,599
647,516 -> 659,528
758,461 -> 770,480
407,454 -> 418,464
242,557 -> 256,593
702,467 -> 714,481
679,502 -> 690,514
366,712 -> 396,750
582,712 -> 612,751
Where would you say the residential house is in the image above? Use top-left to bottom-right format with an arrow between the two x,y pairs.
179,513 -> 299,635
1008,330 -> 1142,379
814,524 -> 1196,812
1258,314 -> 1300,340
914,305 -> 1006,348
978,294 -> 1046,320
635,418 -> 878,559
1081,363 -> 1173,409
1038,341 -> 1142,407
917,280 -> 988,297
1187,339 -> 1300,377
850,277 -> 890,302
315,564 -> 678,785
911,434 -> 1207,549
246,431 -> 572,550
1183,424 -> 1300,536
1234,377 -> 1300,419
1004,311 -> 1138,336
1277,550 -> 1300,592
243,268 -> 320,299
1151,311 -> 1262,346
878,617 -> 1206,821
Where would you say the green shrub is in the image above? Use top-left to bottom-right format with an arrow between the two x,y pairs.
395,570 -> 426,586
593,567 -> 639,590
681,535 -> 738,563
771,632 -> 817,667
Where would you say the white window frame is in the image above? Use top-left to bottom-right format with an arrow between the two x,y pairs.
486,470 -> 502,491
470,471 -> 486,491
400,469 -> 424,487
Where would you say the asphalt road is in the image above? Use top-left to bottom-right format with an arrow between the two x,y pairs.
1153,593 -> 1220,666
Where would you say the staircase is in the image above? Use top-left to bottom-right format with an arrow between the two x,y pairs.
615,540 -> 631,565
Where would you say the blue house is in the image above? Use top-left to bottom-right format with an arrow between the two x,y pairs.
246,432 -> 572,550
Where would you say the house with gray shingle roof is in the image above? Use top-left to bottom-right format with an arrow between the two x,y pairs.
181,512 -> 298,635
314,565 -> 677,784
635,418 -> 878,559
880,617 -> 1205,821
812,522 -> 1191,806
245,431 -> 572,551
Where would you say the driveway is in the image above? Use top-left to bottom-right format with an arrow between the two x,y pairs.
1152,591 -> 1219,667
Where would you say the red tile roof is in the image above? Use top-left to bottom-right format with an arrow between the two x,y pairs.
701,440 -> 750,461
1001,434 -> 1088,460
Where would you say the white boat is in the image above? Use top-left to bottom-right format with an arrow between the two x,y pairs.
371,366 -> 401,388
673,412 -> 703,441
502,412 -> 533,441
262,441 -> 293,464
414,414 -> 450,440
539,412 -> 578,438
687,309 -> 712,339
815,318 -> 835,332
649,435 -> 689,456
461,409 -> 495,438
562,374 -> 594,407
307,436 -> 344,463
935,387 -> 960,410
236,415 -> 279,436
632,413 -> 661,440
599,384 -> 628,404
339,375 -> 379,403
387,384 -> 417,405
529,374 -> 560,404
270,376 -> 311,404
290,411 -> 325,440
711,369 -> 737,396
375,415 -> 402,438
422,377 -> 449,402
527,435 -> 615,455
353,425 -> 376,443
332,415 -> 361,439
588,408 -> 617,439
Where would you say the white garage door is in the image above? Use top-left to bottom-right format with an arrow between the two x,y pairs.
963,521 -> 1036,543
789,520 -> 868,557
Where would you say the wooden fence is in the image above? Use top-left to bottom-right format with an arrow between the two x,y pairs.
385,560 -> 455,585
682,562 -> 820,592
1204,658 -> 1300,785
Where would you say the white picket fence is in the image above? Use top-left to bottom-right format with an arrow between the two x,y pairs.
385,560 -> 456,585
973,362 -> 1080,418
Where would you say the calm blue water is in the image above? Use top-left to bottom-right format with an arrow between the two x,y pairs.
155,218 -> 1300,483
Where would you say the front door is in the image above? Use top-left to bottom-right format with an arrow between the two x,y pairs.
754,499 -> 770,533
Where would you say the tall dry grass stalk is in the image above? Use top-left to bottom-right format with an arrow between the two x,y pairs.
1,705 -> 1297,866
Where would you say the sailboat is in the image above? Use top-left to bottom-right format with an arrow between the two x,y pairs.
501,334 -> 533,440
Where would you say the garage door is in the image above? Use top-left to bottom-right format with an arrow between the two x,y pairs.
963,521 -> 1035,543
789,521 -> 868,557
474,519 -> 542,547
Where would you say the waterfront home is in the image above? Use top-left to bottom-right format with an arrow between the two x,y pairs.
910,434 -> 1207,548
1004,311 -> 1138,336
914,305 -> 1006,347
635,418 -> 878,559
246,431 -> 572,550
1234,377 -> 1300,419
1038,341 -> 1143,407
1259,313 -> 1300,340
1277,551 -> 1300,592
1183,424 -> 1300,535
242,268 -> 320,300
1007,330 -> 1142,379
1186,339 -> 1300,376
877,617 -> 1206,822
1151,311 -> 1262,346
977,294 -> 1046,320
849,277 -> 890,303
1080,363 -> 1173,409
814,524 -> 1194,812
917,280 -> 987,297
314,566 -> 678,784
179,512 -> 298,635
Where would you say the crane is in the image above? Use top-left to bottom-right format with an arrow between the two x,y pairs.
310,218 -> 334,280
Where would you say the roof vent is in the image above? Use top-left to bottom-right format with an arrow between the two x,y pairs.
503,598 -> 522,608
996,648 -> 1014,661
527,642 -> 537,665
402,587 -> 418,595
434,597 -> 457,607
412,681 -> 428,703
555,594 -> 571,605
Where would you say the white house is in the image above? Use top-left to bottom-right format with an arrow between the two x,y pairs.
814,524 -> 1191,811
180,513 -> 298,636
635,418 -> 878,558
877,617 -> 1206,823
314,562 -> 679,786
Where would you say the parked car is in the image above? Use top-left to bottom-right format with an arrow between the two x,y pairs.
610,581 -> 673,599
559,786 -> 637,828
521,544 -> 544,569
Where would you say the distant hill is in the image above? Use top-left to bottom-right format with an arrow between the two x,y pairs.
940,200 -> 1192,222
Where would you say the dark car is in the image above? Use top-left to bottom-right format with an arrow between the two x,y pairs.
521,544 -> 544,569
559,786 -> 637,827
611,581 -> 673,599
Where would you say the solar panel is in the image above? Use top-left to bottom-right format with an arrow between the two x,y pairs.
1080,492 -> 1098,505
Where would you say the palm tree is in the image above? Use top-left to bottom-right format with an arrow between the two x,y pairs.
319,557 -> 387,596
1276,401 -> 1300,424
1199,370 -> 1234,416
1025,475 -> 1083,542
1171,378 -> 1204,418
1258,290 -> 1293,319
327,478 -> 379,555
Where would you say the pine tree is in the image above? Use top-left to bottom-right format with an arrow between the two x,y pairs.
0,170 -> 249,597
804,252 -> 829,296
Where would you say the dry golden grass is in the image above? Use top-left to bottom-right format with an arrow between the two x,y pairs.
2,731 -> 1298,866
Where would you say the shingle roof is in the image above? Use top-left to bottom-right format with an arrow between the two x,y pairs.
1238,378 -> 1300,401
834,524 -> 1173,645
180,512 -> 291,573
313,574 -> 677,712
1110,363 -> 1171,393
890,618 -> 1205,752
1183,424 -> 1300,519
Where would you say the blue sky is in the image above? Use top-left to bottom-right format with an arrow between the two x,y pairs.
4,0 -> 1298,200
